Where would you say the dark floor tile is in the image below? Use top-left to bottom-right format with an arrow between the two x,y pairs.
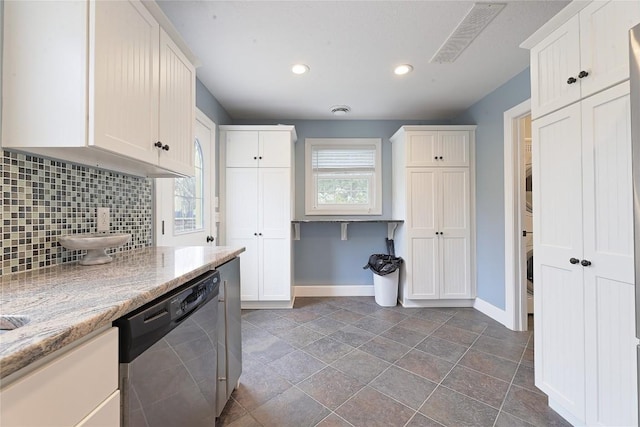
513,364 -> 544,395
300,302 -> 341,317
217,396 -> 247,426
419,386 -> 498,427
329,325 -> 376,347
457,349 -> 518,382
405,413 -> 444,427
243,333 -> 296,364
224,413 -> 262,427
431,324 -> 479,347
231,363 -> 292,411
381,325 -> 429,347
502,385 -> 572,427
261,317 -> 299,336
336,386 -> 415,427
251,387 -> 329,427
298,366 -> 364,410
395,349 -> 454,383
445,316 -> 489,334
369,309 -> 409,324
351,316 -> 395,334
242,310 -> 282,325
397,317 -> 440,335
314,413 -> 353,427
302,337 -> 355,364
327,309 -> 366,324
359,336 -> 411,363
472,335 -> 526,362
495,411 -> 536,427
411,308 -> 453,324
280,308 -> 325,324
452,308 -> 498,324
370,365 -> 437,410
483,324 -> 531,346
304,317 -> 347,335
441,366 -> 510,408
332,349 -> 390,384
268,350 -> 326,384
522,346 -> 534,367
416,336 -> 468,363
277,325 -> 326,348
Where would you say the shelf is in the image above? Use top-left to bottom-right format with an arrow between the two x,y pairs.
291,219 -> 404,241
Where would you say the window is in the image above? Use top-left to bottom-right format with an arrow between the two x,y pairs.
305,138 -> 382,215
173,140 -> 204,233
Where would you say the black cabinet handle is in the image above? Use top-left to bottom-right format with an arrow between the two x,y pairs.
259,156 -> 263,159
439,156 -> 443,160
206,235 -> 214,243
258,232 -> 263,236
162,144 -> 170,151
569,257 -> 580,264
254,232 -> 258,236
578,70 -> 589,79
154,141 -> 163,148
434,156 -> 438,160
253,156 -> 257,160
567,77 -> 577,84
581,259 -> 592,267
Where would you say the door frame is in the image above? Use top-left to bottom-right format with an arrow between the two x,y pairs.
503,99 -> 531,331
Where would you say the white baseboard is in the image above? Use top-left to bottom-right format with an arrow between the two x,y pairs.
399,299 -> 475,308
473,297 -> 509,327
294,285 -> 375,297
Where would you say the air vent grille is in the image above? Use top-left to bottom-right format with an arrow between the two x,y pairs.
430,3 -> 506,64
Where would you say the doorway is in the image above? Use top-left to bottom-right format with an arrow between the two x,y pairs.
503,99 -> 531,331
155,109 -> 218,246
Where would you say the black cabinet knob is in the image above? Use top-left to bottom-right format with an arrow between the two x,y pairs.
254,232 -> 258,236
258,232 -> 263,236
569,257 -> 580,264
254,156 -> 257,160
578,70 -> 589,79
259,156 -> 263,159
567,77 -> 577,84
439,156 -> 443,160
154,141 -> 163,148
206,235 -> 214,243
162,144 -> 170,151
434,156 -> 438,160
581,259 -> 592,267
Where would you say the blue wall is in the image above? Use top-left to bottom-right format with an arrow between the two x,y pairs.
453,68 -> 531,309
196,79 -> 232,125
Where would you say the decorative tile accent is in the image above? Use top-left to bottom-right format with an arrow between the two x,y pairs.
1,150 -> 153,275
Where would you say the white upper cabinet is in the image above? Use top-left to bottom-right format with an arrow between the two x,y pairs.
526,0 -> 640,119
226,130 -> 293,168
2,0 -> 196,177
403,129 -> 470,167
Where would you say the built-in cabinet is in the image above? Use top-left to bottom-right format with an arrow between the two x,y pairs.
523,2 -> 640,424
222,126 -> 297,308
529,0 -> 640,119
0,328 -> 119,427
2,0 -> 196,177
391,126 -> 475,307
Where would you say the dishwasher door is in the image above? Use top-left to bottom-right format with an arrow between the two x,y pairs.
118,272 -> 219,427
216,257 -> 242,417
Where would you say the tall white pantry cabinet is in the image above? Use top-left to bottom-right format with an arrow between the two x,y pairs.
391,126 -> 476,308
221,126 -> 297,309
522,1 -> 640,425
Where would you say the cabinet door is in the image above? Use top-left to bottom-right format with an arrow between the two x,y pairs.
227,131 -> 259,167
532,104 -> 586,423
258,132 -> 292,168
581,82 -> 638,426
75,390 -> 120,427
226,168 -> 259,300
579,0 -> 640,99
438,132 -> 469,166
259,168 -> 292,300
406,169 -> 438,298
157,29 -> 195,176
406,131 -> 439,167
92,0 -> 159,164
530,15 -> 581,119
439,169 -> 471,298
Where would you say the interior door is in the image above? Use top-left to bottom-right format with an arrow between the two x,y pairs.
532,103 -> 586,423
156,109 -> 217,246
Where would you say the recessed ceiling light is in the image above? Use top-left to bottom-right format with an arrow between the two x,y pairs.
330,105 -> 351,116
291,64 -> 310,75
394,64 -> 414,75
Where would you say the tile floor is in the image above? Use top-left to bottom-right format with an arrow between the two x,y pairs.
218,297 -> 569,427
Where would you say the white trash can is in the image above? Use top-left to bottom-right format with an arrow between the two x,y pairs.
373,270 -> 399,307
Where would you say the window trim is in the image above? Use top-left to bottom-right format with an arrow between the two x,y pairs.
305,138 -> 382,215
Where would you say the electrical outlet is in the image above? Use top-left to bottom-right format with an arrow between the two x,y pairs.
97,207 -> 110,232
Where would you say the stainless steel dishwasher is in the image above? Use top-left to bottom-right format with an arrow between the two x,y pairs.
216,257 -> 242,417
115,270 -> 220,427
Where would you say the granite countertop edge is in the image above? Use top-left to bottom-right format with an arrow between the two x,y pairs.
0,246 -> 244,380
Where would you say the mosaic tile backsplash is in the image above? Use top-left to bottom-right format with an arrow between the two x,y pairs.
1,150 -> 154,275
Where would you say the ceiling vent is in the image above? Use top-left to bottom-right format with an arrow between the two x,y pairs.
430,3 -> 506,64
330,105 -> 351,116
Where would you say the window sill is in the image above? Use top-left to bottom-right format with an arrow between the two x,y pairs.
291,219 -> 404,241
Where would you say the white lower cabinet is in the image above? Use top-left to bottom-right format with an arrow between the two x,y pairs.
0,328 -> 119,427
533,82 -> 637,426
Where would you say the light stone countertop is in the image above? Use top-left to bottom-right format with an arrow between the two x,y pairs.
0,246 -> 244,379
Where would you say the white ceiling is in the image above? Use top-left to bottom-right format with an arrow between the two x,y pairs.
157,0 -> 569,121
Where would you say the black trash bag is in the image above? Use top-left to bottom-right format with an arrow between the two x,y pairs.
363,254 -> 403,276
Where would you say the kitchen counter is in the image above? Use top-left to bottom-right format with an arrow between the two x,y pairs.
0,246 -> 244,379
